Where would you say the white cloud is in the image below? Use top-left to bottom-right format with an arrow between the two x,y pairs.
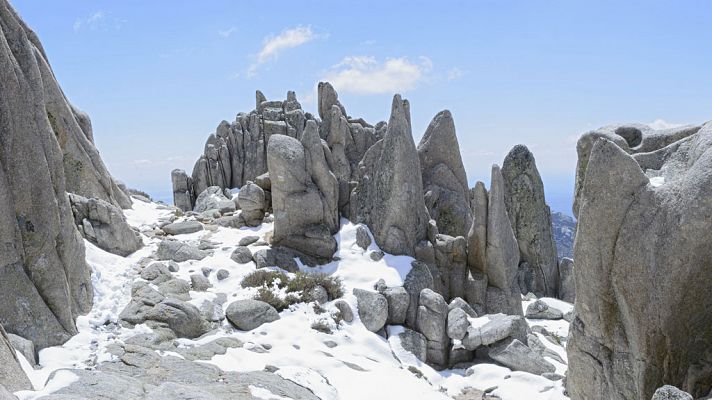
323,56 -> 432,94
447,67 -> 465,81
647,119 -> 685,130
248,26 -> 318,77
73,11 -> 123,32
219,27 -> 237,38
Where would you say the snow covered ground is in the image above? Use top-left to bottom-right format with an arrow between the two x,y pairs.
14,199 -> 571,400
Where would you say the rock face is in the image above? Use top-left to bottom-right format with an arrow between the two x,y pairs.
68,193 -> 143,256
502,145 -> 559,297
417,110 -> 472,237
267,128 -> 338,259
0,0 -> 140,350
416,289 -> 449,368
567,123 -> 712,399
351,95 -> 429,256
0,324 -> 31,391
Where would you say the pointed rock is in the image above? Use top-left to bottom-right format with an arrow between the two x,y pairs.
467,181 -> 488,276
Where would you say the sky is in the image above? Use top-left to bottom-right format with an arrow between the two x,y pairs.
11,0 -> 712,215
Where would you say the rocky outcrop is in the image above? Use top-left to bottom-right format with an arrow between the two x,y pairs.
68,193 -> 143,256
567,123 -> 712,399
418,110 -> 472,237
502,145 -> 559,297
0,0 -> 117,351
267,128 -> 338,259
351,95 -> 430,256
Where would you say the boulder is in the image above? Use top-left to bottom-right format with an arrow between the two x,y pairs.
68,193 -> 143,256
216,269 -> 230,281
230,246 -> 253,264
237,182 -> 265,227
557,257 -> 575,303
416,288 -> 449,367
252,247 -> 299,273
333,300 -> 354,323
351,95 -> 429,256
461,314 -> 528,351
7,333 -> 36,366
238,235 -> 260,246
0,325 -> 31,391
162,220 -> 203,236
353,289 -> 388,332
171,169 -> 193,211
144,299 -> 209,339
383,286 -> 409,325
448,297 -> 478,318
395,328 -> 428,363
157,240 -> 208,262
355,225 -> 372,250
651,386 -> 693,400
466,181 -> 488,277
267,130 -> 337,259
140,262 -> 173,284
527,333 -> 566,365
193,186 -> 229,213
525,299 -> 563,320
226,300 -> 280,331
418,110 -> 472,237
502,145 -> 559,297
489,339 -> 555,375
446,307 -> 469,341
403,261 -> 434,328
567,124 -> 712,399
190,274 -> 211,292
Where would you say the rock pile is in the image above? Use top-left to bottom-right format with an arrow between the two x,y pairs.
567,123 -> 712,399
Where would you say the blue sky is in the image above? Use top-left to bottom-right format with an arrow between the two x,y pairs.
12,1 -> 712,214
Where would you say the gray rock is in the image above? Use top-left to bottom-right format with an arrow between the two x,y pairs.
216,269 -> 230,281
651,386 -> 693,400
193,186 -> 229,213
433,234 -> 468,301
171,169 -> 193,211
567,126 -> 712,399
143,299 -> 209,339
157,279 -> 192,300
448,297 -> 478,318
0,384 -> 17,400
7,333 -> 36,366
230,246 -> 253,264
238,235 -> 260,246
383,286 -> 409,325
140,262 -> 173,284
462,314 -> 528,351
447,307 -> 469,340
162,220 -> 203,236
467,181 -> 488,277
502,145 -> 559,297
557,257 -> 575,303
351,95 -> 429,256
355,225 -> 372,250
353,288 -> 388,332
489,339 -> 555,375
369,250 -> 384,261
525,299 -> 563,320
305,285 -> 329,304
68,193 -> 143,256
267,129 -> 337,259
0,326 -> 31,391
396,328 -> 428,363
416,288 -> 449,367
403,261 -> 434,328
333,300 -> 354,323
226,300 -> 280,331
527,333 -> 566,365
237,182 -> 265,227
167,261 -> 180,273
418,110 -> 472,237
252,247 -> 299,273
190,274 -> 211,292
157,240 -> 208,262
254,173 -> 271,191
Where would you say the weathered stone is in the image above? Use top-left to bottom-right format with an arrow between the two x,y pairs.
433,234 -> 468,301
355,225 -> 372,250
403,261 -> 434,328
467,182 -> 488,277
237,182 -> 265,227
252,247 -> 299,273
447,307 -> 469,340
157,240 -> 208,262
383,286 -> 409,325
226,300 -> 280,331
651,386 -> 693,400
193,186 -> 229,213
190,274 -> 211,292
171,169 -> 193,211
489,339 -> 555,375
416,288 -> 449,367
143,299 -> 210,339
7,333 -> 36,366
140,262 -> 173,284
461,314 -> 528,351
418,110 -> 472,237
216,269 -> 230,281
502,145 -> 559,297
238,235 -> 260,246
0,325 -> 31,391
526,299 -> 563,320
395,328 -> 428,363
162,220 -> 203,236
353,288 -> 388,332
527,333 -> 566,365
448,297 -> 478,318
333,300 -> 354,323
230,246 -> 253,264
557,257 -> 575,303
351,95 -> 429,256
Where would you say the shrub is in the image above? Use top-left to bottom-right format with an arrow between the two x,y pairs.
285,272 -> 344,300
241,270 -> 288,289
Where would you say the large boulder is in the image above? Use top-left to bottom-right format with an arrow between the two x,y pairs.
0,325 -> 31,392
351,95 -> 430,256
417,110 -> 472,237
226,300 -> 280,331
171,169 -> 193,211
416,288 -> 449,368
502,145 -> 559,297
156,240 -> 208,262
237,182 -> 265,227
557,257 -> 575,303
353,288 -> 388,332
567,123 -> 712,399
403,261 -> 434,328
193,186 -> 231,213
651,386 -> 693,400
267,129 -> 337,260
461,314 -> 528,350
0,0 -> 117,350
488,339 -> 555,376
68,193 -> 143,256
162,220 -> 204,236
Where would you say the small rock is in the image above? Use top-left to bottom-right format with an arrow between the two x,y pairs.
216,269 -> 230,281
353,288 -> 388,332
373,279 -> 387,293
166,261 -> 180,273
238,236 -> 260,246
190,274 -> 211,292
526,299 -> 563,320
369,250 -> 385,261
226,300 -> 280,331
333,300 -> 354,323
156,240 -> 208,262
306,285 -> 329,304
231,246 -> 253,264
140,262 -> 173,284
355,226 -> 372,250
162,220 -> 204,236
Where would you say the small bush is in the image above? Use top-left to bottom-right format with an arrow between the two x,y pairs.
285,272 -> 344,300
241,270 -> 288,289
254,287 -> 288,311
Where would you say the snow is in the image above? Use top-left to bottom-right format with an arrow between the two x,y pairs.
650,176 -> 665,187
16,198 -> 572,400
